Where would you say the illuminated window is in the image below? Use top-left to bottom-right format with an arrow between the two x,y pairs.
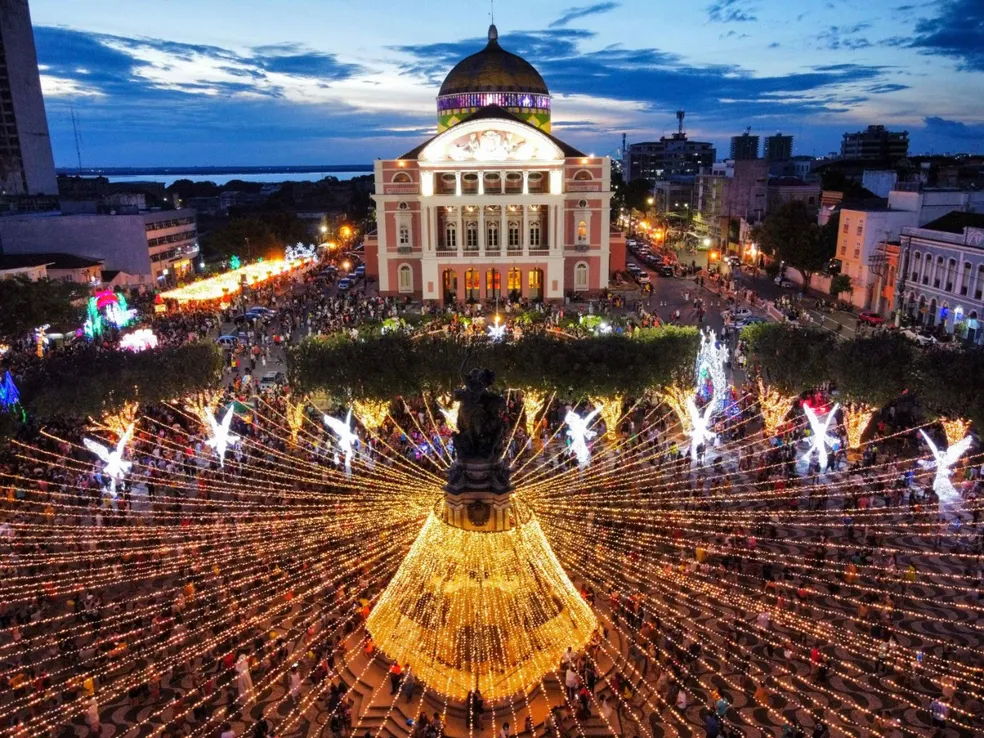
508,268 -> 522,291
573,170 -> 592,181
465,269 -> 480,300
577,221 -> 588,245
398,264 -> 412,292
393,172 -> 411,183
529,269 -> 542,289
574,262 -> 588,291
529,221 -> 541,247
486,269 -> 501,298
962,262 -> 971,295
445,222 -> 456,249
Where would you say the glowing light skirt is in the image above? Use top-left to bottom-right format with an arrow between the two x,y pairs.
521,389 -> 547,437
204,406 -> 240,468
439,400 -> 460,432
756,380 -> 792,437
919,429 -> 972,505
802,403 -> 839,470
352,398 -> 390,431
366,510 -> 597,701
286,400 -> 307,445
565,408 -> 600,467
324,409 -> 359,476
695,329 -> 728,416
590,395 -> 623,441
842,402 -> 874,450
942,418 -> 972,448
119,329 -> 159,352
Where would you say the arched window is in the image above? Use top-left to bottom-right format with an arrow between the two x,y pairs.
466,221 -> 478,250
573,170 -> 593,181
507,268 -> 522,291
934,256 -> 944,288
529,221 -> 541,248
398,224 -> 410,246
465,269 -> 480,301
486,269 -> 501,299
528,268 -> 543,300
946,258 -> 956,292
445,222 -> 457,249
976,265 -> 984,301
508,221 -> 521,248
487,221 -> 499,248
392,171 -> 411,183
576,220 -> 588,245
574,262 -> 589,291
961,262 -> 971,295
911,252 -> 921,282
398,264 -> 413,293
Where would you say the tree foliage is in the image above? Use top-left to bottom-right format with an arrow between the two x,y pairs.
914,348 -> 984,428
17,342 -> 223,422
829,273 -> 852,298
829,333 -> 914,408
754,201 -> 833,289
0,277 -> 88,342
289,327 -> 700,400
741,323 -> 834,395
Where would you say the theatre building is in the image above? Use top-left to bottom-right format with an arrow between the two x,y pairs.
365,24 -> 623,304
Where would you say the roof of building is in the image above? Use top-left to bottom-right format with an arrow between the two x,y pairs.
768,177 -> 819,187
920,211 -> 984,234
398,105 -> 585,160
102,270 -> 122,282
438,25 -> 549,97
0,253 -> 104,270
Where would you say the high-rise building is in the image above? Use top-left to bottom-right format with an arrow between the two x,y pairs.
730,130 -> 759,161
840,125 -> 909,162
0,0 -> 57,196
764,133 -> 793,163
623,111 -> 716,185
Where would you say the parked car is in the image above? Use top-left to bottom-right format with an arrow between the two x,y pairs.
733,315 -> 767,329
259,371 -> 285,390
216,335 -> 238,347
723,307 -> 753,321
660,265 -> 675,277
858,310 -> 885,326
337,277 -> 353,291
902,329 -> 936,346
627,263 -> 642,274
636,272 -> 651,285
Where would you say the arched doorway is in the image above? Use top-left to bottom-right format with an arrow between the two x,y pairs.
528,268 -> 544,301
927,298 -> 938,328
917,295 -> 926,325
464,269 -> 480,303
507,268 -> 522,302
443,269 -> 457,304
486,269 -> 501,302
968,311 -> 980,344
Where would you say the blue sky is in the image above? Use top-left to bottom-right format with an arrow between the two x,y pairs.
30,0 -> 984,167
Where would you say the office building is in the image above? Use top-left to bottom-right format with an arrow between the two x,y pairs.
623,111 -> 716,185
730,130 -> 760,161
840,125 -> 909,162
0,0 -> 57,195
763,133 -> 793,163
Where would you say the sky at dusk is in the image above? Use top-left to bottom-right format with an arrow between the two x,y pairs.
30,0 -> 984,168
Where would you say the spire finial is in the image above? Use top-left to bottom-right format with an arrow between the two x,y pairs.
491,0 -> 494,24
488,0 -> 498,43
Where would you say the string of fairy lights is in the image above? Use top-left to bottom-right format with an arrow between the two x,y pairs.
1,369 -> 979,738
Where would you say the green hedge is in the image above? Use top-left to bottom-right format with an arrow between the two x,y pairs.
288,326 -> 700,400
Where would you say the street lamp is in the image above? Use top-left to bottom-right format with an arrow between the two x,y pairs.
702,237 -> 711,248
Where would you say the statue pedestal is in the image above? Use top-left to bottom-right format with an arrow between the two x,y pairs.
443,458 -> 515,532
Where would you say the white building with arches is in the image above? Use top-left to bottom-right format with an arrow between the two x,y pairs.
364,25 -> 623,304
897,211 -> 984,342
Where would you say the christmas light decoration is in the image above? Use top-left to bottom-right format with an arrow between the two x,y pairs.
82,422 -> 135,495
438,399 -> 460,432
0,370 -> 20,410
119,328 -> 159,352
695,328 -> 728,415
756,379 -> 792,437
286,399 -> 307,445
352,398 -> 390,431
184,390 -> 222,425
590,394 -> 623,441
842,402 -> 874,450
802,403 -> 839,470
941,417 -> 972,448
204,405 -> 241,468
95,401 -> 139,438
564,407 -> 600,467
324,408 -> 359,476
488,314 -> 507,342
659,383 -> 695,433
685,396 -> 716,461
285,242 -> 316,262
34,324 -> 49,357
919,429 -> 973,504
521,389 -> 547,437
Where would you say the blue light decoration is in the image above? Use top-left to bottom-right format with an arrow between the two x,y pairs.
229,255 -> 242,270
0,370 -> 20,410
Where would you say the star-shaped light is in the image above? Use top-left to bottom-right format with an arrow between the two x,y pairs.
324,408 -> 359,477
919,429 -> 973,504
83,422 -> 135,496
802,403 -> 839,471
565,408 -> 600,467
205,406 -> 241,468
686,397 -> 717,462
488,315 -> 507,342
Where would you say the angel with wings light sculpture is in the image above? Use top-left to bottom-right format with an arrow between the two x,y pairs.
686,397 -> 717,462
802,403 -> 840,471
83,422 -> 135,496
565,408 -> 600,468
324,408 -> 359,477
205,405 -> 240,468
919,429 -> 973,504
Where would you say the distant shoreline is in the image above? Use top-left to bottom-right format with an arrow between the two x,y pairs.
56,165 -> 373,176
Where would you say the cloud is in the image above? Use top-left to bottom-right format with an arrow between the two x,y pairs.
817,23 -> 872,51
923,116 -> 984,140
906,0 -> 984,71
706,0 -> 757,23
768,42 -> 781,48
549,2 -> 620,28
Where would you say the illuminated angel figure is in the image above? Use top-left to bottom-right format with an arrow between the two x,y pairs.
919,429 -> 973,504
324,409 -> 359,477
686,397 -> 717,462
488,316 -> 507,342
695,329 -> 729,416
565,408 -> 600,468
802,403 -> 840,471
83,422 -> 135,496
205,406 -> 240,468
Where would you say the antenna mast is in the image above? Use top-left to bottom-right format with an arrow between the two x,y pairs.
71,106 -> 83,171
